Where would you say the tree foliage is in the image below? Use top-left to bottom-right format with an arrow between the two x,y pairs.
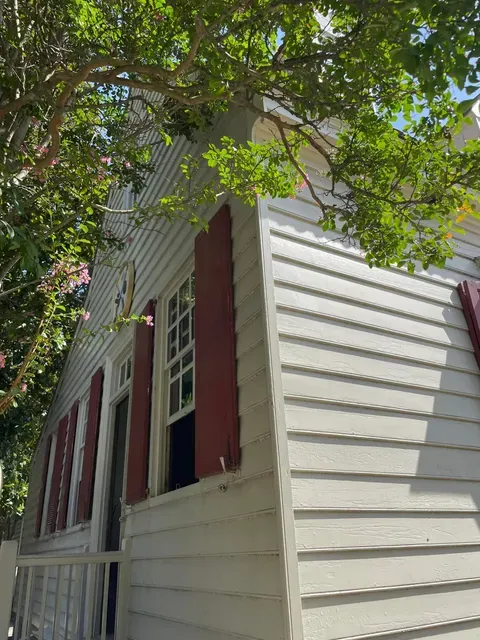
1,0 -> 480,524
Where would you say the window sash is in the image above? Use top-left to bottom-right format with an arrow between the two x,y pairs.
67,396 -> 89,527
164,272 -> 195,423
117,353 -> 133,393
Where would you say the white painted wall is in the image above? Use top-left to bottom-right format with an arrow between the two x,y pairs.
256,123 -> 480,640
20,108 -> 285,640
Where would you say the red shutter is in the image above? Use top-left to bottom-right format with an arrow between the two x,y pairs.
46,415 -> 68,534
126,300 -> 155,504
58,400 -> 79,530
458,280 -> 480,368
195,204 -> 239,477
35,434 -> 52,537
77,368 -> 103,522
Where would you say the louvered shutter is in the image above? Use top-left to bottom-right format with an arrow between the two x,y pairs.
458,281 -> 480,368
77,367 -> 103,522
46,415 -> 68,534
58,400 -> 79,530
195,204 -> 239,477
36,434 -> 52,537
126,300 -> 155,504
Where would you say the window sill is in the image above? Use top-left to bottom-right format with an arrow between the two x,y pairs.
36,521 -> 91,542
125,474 -> 225,515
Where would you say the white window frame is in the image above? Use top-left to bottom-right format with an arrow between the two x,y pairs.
89,328 -> 133,554
123,185 -> 141,210
40,433 -> 57,536
113,350 -> 133,403
110,345 -> 133,498
149,260 -> 196,495
67,394 -> 89,528
164,269 -> 195,424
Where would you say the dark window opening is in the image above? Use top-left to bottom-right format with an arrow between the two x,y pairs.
168,411 -> 198,492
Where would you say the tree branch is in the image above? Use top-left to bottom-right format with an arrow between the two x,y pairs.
277,123 -> 327,218
170,14 -> 206,80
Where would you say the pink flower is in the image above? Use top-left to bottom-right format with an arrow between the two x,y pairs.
0,353 -> 5,368
126,236 -> 133,244
39,259 -> 90,294
34,145 -> 49,154
20,383 -> 27,393
154,12 -> 165,20
146,315 -> 154,327
50,158 -> 59,165
82,311 -> 90,321
100,155 -> 112,164
297,174 -> 309,190
31,117 -> 40,126
124,161 -> 131,168
97,174 -> 104,181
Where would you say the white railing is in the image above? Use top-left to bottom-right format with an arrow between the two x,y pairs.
0,538 -> 131,640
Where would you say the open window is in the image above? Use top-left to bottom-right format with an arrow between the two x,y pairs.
164,270 -> 198,491
153,205 -> 239,495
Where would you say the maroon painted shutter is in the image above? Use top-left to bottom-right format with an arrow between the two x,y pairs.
77,368 -> 103,522
58,400 -> 79,530
35,434 -> 52,537
458,280 -> 480,368
195,204 -> 239,477
126,300 -> 155,505
46,415 -> 68,534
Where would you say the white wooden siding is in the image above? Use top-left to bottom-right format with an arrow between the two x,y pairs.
21,109 -> 282,640
260,148 -> 480,640
123,191 -> 280,640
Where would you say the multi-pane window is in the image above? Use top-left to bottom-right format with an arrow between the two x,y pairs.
68,395 -> 89,526
166,272 -> 195,422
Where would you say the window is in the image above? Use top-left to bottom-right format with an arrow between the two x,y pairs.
124,186 -> 140,210
116,352 -> 132,393
165,272 -> 195,422
40,434 -> 57,535
163,270 -> 197,492
67,395 -> 89,527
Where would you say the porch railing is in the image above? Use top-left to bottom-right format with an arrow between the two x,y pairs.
0,538 -> 131,640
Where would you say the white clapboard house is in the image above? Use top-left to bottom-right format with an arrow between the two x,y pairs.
3,101 -> 480,640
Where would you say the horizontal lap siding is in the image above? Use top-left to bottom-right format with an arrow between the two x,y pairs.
129,589 -> 283,640
124,194 -> 279,640
266,189 -> 480,640
23,109 -> 281,640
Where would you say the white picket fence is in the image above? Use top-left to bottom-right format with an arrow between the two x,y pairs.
0,539 -> 131,640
